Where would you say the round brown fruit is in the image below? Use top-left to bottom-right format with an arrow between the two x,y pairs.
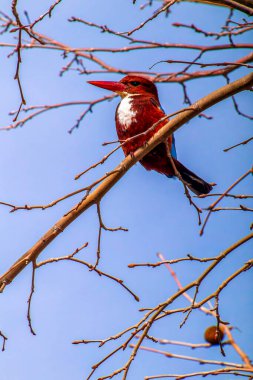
204,325 -> 225,345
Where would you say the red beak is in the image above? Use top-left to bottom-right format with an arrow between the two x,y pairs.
87,80 -> 126,93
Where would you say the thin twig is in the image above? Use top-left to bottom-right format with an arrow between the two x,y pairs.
224,136 -> 253,152
207,205 -> 253,212
27,261 -> 36,335
195,193 -> 253,199
0,331 -> 8,351
36,242 -> 139,301
129,344 -> 244,368
94,202 -> 128,268
128,254 -> 217,268
200,167 -> 253,235
145,366 -> 253,379
123,0 -> 178,36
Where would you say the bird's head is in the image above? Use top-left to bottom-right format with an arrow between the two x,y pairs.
88,75 -> 158,99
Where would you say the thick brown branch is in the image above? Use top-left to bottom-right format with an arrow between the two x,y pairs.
0,72 -> 252,293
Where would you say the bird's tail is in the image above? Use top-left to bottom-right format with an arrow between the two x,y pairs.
173,159 -> 213,196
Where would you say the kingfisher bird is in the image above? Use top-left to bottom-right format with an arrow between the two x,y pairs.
88,75 -> 213,195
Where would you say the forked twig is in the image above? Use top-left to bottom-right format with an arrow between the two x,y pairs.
0,331 -> 8,351
37,242 -> 139,301
200,167 -> 253,235
94,202 -> 128,268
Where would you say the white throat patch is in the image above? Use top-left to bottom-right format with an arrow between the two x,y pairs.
117,95 -> 137,130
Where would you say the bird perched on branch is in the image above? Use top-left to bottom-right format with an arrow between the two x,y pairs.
88,75 -> 213,195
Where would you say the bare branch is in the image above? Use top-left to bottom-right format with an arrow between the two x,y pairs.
224,136 -> 253,152
0,331 -> 8,351
128,254 -> 217,268
173,20 -> 253,38
200,167 -> 253,235
207,205 -> 253,212
145,366 -> 253,379
160,51 -> 253,83
36,242 -> 139,301
152,58 -> 253,70
129,344 -> 244,368
27,261 -> 36,336
82,233 -> 253,379
123,0 -> 178,36
95,202 -> 128,267
157,252 -> 253,365
1,96 -> 115,132
0,172 -> 120,213
196,193 -> 253,199
29,0 -> 62,29
134,335 -> 230,349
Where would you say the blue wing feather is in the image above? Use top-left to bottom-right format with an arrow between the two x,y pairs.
171,134 -> 177,159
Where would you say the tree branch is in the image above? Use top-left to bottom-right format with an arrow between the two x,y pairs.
0,71 -> 252,293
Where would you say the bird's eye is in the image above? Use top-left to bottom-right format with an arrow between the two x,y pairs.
130,81 -> 140,86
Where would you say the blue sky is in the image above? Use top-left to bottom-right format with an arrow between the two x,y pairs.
0,1 -> 252,379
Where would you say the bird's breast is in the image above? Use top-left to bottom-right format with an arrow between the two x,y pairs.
116,96 -> 138,131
